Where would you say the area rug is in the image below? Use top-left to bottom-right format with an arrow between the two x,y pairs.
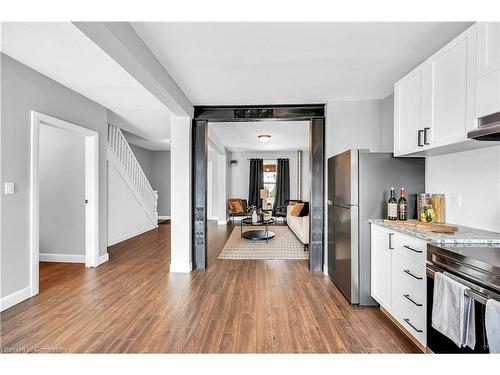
218,225 -> 308,260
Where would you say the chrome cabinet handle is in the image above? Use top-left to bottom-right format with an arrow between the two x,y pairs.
389,233 -> 394,250
404,294 -> 423,307
418,129 -> 424,147
404,318 -> 423,333
404,269 -> 423,280
424,127 -> 431,145
403,245 -> 423,254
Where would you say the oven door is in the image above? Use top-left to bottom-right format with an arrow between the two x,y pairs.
426,270 -> 489,353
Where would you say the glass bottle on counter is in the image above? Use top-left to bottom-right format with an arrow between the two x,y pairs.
398,187 -> 408,221
388,187 -> 398,221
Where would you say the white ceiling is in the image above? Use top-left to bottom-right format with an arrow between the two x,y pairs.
209,121 -> 309,151
132,22 -> 472,105
0,22 -> 172,147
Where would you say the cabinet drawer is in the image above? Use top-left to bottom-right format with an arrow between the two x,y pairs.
394,233 -> 426,264
392,253 -> 426,345
393,253 -> 426,301
396,298 -> 426,346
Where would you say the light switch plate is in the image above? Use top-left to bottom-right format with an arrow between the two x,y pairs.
4,182 -> 15,195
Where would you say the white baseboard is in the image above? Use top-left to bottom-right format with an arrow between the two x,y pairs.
95,253 -> 109,267
39,253 -> 85,263
230,216 -> 245,222
217,219 -> 229,225
108,223 -> 157,246
158,215 -> 171,220
0,286 -> 32,312
208,216 -> 218,221
169,262 -> 192,273
323,264 -> 329,275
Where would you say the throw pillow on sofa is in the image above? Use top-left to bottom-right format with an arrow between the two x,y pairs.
298,202 -> 309,217
290,203 -> 304,217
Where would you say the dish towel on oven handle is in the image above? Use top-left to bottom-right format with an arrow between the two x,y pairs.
431,272 -> 476,349
485,299 -> 500,353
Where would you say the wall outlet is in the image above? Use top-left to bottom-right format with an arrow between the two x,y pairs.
4,182 -> 15,195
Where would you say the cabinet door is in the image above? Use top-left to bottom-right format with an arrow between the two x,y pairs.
476,22 -> 500,118
394,69 -> 422,156
370,225 -> 393,310
477,22 -> 500,78
428,28 -> 475,146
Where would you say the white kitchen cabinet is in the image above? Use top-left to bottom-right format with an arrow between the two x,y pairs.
429,27 -> 476,145
392,253 -> 427,346
476,22 -> 500,118
394,68 -> 424,156
370,224 -> 394,310
371,224 -> 427,347
394,24 -> 477,156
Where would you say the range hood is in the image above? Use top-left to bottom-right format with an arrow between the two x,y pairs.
468,111 -> 500,141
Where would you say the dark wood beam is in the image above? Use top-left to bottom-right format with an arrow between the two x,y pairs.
194,104 -> 325,121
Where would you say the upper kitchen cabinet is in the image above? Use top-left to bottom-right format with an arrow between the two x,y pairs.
428,26 -> 476,146
476,22 -> 500,118
394,24 -> 481,157
394,68 -> 423,156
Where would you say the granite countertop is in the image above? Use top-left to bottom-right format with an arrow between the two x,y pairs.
369,219 -> 500,245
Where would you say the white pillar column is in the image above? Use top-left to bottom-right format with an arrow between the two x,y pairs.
169,115 -> 192,273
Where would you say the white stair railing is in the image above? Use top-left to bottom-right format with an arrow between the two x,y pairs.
107,124 -> 158,221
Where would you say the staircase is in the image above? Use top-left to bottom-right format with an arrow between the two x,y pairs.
107,124 -> 158,245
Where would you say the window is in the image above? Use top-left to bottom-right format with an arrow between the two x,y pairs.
263,160 -> 277,206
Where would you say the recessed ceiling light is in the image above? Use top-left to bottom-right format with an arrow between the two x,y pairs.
258,134 -> 271,142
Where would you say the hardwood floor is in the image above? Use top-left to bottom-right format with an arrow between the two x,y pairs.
0,221 -> 420,353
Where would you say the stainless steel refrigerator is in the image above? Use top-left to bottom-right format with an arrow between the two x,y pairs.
327,149 -> 425,306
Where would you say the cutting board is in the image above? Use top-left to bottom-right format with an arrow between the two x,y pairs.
383,219 -> 458,234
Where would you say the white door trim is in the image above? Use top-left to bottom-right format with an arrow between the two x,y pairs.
30,111 -> 100,297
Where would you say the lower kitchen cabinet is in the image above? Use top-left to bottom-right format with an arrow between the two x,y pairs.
370,224 -> 427,347
370,224 -> 394,311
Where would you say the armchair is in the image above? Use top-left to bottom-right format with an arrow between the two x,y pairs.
227,198 -> 249,226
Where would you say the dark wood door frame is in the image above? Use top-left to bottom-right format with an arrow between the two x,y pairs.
192,104 -> 325,271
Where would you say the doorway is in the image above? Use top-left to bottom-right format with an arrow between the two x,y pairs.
192,105 -> 325,271
30,111 -> 99,296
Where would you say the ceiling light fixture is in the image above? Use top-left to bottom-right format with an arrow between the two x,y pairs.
258,134 -> 271,142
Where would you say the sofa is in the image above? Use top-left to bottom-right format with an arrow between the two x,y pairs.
286,204 -> 309,246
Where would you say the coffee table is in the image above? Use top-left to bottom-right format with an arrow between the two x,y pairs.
240,217 -> 275,243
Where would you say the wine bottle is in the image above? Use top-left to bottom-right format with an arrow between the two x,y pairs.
398,187 -> 408,221
387,187 -> 398,221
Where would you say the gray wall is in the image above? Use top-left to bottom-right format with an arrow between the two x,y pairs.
1,53 -> 109,298
39,125 -> 85,255
208,149 -> 219,219
150,151 -> 171,217
129,144 -> 152,182
128,143 -> 171,217
326,98 -> 393,158
381,94 -> 395,153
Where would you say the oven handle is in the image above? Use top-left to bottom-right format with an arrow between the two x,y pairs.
427,263 -> 500,305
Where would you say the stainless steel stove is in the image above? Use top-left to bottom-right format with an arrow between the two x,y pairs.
426,243 -> 500,353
